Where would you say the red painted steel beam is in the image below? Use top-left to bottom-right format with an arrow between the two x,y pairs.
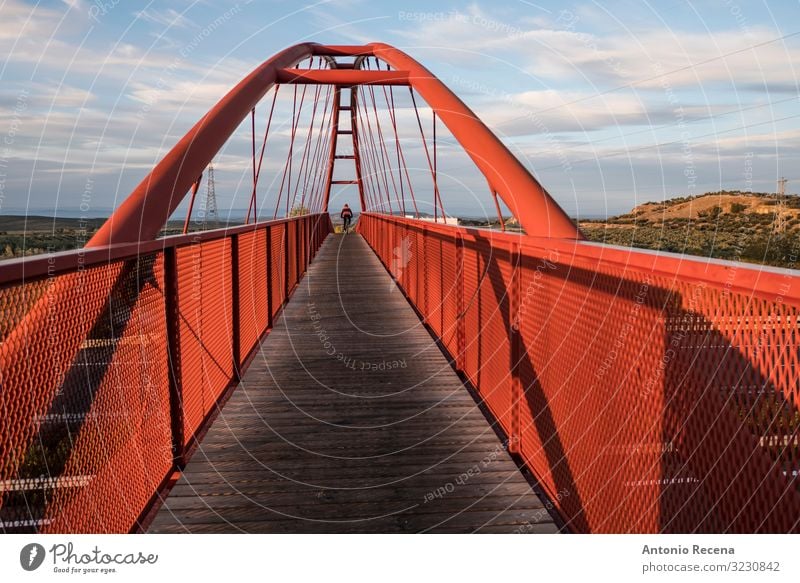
313,45 -> 374,57
276,69 -> 410,86
90,41 -> 579,245
364,43 -> 581,239
88,43 -> 317,247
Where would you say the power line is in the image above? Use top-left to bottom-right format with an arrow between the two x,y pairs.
534,112 -> 800,171
775,177 -> 789,232
777,176 -> 788,196
514,30 -> 800,119
572,95 -> 799,147
414,95 -> 799,169
204,163 -> 219,231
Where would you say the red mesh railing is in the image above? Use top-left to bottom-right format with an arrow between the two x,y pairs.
359,213 -> 800,533
287,220 -> 298,292
238,230 -> 269,360
177,237 -> 234,445
270,223 -> 287,316
0,213 -> 332,533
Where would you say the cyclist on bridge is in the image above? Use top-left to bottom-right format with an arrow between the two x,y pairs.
340,203 -> 353,233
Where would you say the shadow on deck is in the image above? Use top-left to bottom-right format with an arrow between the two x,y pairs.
147,234 -> 559,533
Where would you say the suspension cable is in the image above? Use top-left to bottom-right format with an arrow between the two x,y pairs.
491,188 -> 506,232
308,85 -> 335,213
273,80 -> 308,218
433,110 -> 437,192
355,87 -> 382,212
366,59 -> 403,214
273,85 -> 297,219
249,107 -> 256,223
289,74 -> 323,213
409,88 -> 446,221
366,84 -> 399,214
286,80 -> 309,216
309,80 -> 337,214
246,86 -> 280,224
358,85 -> 393,214
304,85 -> 333,213
364,87 -> 392,214
182,174 -> 203,234
382,66 -> 419,217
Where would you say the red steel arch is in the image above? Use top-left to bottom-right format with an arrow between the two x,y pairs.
89,42 -> 581,247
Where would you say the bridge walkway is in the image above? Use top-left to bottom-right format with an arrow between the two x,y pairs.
148,233 -> 558,533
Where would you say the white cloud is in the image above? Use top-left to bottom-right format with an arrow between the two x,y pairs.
27,83 -> 95,108
699,128 -> 800,154
0,0 -> 66,41
126,80 -> 235,108
134,8 -> 196,30
466,89 -> 664,136
397,6 -> 800,93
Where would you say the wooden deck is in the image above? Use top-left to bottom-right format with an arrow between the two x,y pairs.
148,233 -> 558,533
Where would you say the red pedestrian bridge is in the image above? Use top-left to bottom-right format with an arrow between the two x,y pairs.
1,43 -> 798,534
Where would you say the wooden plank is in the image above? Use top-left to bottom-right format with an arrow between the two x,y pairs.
149,234 -> 557,534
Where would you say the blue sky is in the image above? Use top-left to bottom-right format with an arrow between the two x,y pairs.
0,0 -> 798,220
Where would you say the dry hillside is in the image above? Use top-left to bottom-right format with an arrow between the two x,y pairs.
628,193 -> 799,222
580,191 -> 800,268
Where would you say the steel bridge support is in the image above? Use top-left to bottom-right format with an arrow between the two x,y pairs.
89,42 -> 580,247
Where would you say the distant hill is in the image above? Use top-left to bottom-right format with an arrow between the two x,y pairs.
626,191 -> 800,223
0,216 -> 242,259
580,191 -> 800,269
0,215 -> 107,233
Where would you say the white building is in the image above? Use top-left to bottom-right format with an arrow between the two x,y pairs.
404,215 -> 459,226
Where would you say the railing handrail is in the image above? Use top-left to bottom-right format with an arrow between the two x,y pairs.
0,213 -> 330,286
362,212 -> 800,308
